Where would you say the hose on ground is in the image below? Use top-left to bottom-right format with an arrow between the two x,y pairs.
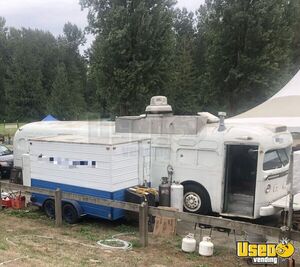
96,233 -> 133,250
0,256 -> 29,266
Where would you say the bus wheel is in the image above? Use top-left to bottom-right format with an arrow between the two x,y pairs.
183,183 -> 211,214
43,199 -> 55,219
62,203 -> 79,224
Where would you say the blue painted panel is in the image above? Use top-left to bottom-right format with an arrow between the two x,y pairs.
112,189 -> 126,219
31,179 -> 126,220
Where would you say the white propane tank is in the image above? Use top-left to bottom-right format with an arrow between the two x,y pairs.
171,182 -> 184,212
181,233 -> 196,253
199,236 -> 214,256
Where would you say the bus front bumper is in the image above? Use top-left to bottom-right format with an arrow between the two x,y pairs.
259,192 -> 300,217
259,205 -> 281,217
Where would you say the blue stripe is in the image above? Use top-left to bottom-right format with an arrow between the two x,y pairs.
31,179 -> 126,220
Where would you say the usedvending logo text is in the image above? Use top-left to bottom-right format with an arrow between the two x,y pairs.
236,238 -> 295,264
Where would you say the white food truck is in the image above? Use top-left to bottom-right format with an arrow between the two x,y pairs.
14,96 -> 298,220
26,135 -> 150,222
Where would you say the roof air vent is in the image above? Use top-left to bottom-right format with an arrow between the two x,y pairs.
145,96 -> 173,114
218,111 -> 226,132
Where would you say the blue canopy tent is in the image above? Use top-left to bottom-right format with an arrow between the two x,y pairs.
42,114 -> 58,121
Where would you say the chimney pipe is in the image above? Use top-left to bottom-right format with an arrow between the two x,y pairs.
218,112 -> 226,132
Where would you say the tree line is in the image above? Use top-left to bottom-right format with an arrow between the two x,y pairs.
0,0 -> 300,122
0,19 -> 87,121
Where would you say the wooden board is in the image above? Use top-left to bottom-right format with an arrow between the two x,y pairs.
153,216 -> 177,237
153,206 -> 177,237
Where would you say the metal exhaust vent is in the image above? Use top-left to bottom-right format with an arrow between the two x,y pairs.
218,112 -> 226,131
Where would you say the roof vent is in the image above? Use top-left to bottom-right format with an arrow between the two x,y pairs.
218,112 -> 226,132
145,96 -> 173,114
197,112 -> 219,123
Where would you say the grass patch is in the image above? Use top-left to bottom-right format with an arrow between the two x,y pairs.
61,232 -> 71,236
131,239 -> 142,248
77,225 -> 99,241
0,242 -> 8,250
115,224 -> 137,233
79,258 -> 103,267
175,242 -> 182,250
168,235 -> 182,250
0,123 -> 25,136
186,252 -> 200,261
213,246 -> 227,256
0,211 -> 248,267
3,208 -> 44,220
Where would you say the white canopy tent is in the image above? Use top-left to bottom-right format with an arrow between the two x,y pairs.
228,69 -> 300,133
228,69 -> 300,194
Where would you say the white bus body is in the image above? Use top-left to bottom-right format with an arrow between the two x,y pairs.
14,97 -> 296,219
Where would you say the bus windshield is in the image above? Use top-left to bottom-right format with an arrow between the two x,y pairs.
263,148 -> 289,171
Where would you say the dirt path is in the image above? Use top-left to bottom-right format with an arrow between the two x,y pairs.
0,208 -> 251,267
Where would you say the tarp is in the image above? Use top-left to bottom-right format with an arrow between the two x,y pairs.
228,69 -> 300,133
42,114 -> 58,121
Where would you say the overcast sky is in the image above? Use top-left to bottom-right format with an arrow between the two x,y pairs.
0,0 -> 203,51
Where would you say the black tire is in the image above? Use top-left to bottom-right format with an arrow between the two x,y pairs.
43,199 -> 55,219
183,183 -> 211,214
62,203 -> 79,224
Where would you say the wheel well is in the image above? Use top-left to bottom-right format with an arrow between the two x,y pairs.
42,198 -> 54,209
42,198 -> 83,216
181,180 -> 212,211
62,200 -> 83,216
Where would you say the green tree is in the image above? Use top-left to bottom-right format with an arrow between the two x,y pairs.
81,0 -> 176,116
5,28 -> 47,121
58,22 -> 87,118
48,63 -> 74,119
38,32 -> 60,97
0,18 -> 88,121
0,17 -> 8,119
288,0 -> 300,73
169,8 -> 198,114
195,0 -> 293,115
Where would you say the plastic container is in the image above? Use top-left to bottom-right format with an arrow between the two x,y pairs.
1,197 -> 12,208
171,183 -> 184,212
11,196 -> 26,209
181,233 -> 196,253
199,236 -> 214,256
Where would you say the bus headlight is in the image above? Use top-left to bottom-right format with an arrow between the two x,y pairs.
265,184 -> 271,193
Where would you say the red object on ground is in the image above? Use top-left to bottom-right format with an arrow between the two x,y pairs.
11,196 -> 26,209
1,198 -> 12,208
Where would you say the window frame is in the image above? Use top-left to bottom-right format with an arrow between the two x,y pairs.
263,148 -> 290,171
